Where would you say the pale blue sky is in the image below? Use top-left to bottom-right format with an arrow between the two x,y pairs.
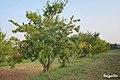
0,0 -> 120,43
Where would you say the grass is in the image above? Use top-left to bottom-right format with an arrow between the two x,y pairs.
29,63 -> 84,80
30,49 -> 120,80
0,62 -> 8,67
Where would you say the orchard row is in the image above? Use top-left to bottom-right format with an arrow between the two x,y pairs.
0,0 -> 110,72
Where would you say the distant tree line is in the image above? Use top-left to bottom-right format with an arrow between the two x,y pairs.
110,43 -> 120,49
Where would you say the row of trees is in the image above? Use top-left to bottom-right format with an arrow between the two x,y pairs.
70,32 -> 110,57
0,0 -> 110,72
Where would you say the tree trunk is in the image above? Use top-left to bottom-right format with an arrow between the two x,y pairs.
43,54 -> 51,72
61,58 -> 65,67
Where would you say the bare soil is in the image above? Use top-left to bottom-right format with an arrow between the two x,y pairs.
0,64 -> 42,80
0,62 -> 59,80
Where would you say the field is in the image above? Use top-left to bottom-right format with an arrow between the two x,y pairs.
0,49 -> 120,80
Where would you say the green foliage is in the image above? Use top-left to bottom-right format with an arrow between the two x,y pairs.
0,29 -> 13,62
0,29 -> 22,67
7,0 -> 110,73
9,0 -> 80,72
6,36 -> 23,68
70,32 -> 110,58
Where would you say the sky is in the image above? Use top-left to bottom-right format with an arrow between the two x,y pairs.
0,0 -> 120,44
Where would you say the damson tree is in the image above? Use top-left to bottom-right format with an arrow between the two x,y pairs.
0,28 -> 22,67
0,29 -> 14,63
8,36 -> 23,68
9,0 -> 80,72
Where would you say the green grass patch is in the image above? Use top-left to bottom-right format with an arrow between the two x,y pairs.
29,51 -> 106,80
29,49 -> 120,80
0,62 -> 9,67
29,63 -> 84,80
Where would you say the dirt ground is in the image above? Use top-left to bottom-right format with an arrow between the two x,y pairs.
0,64 -> 42,80
0,62 -> 59,80
0,69 -> 31,80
